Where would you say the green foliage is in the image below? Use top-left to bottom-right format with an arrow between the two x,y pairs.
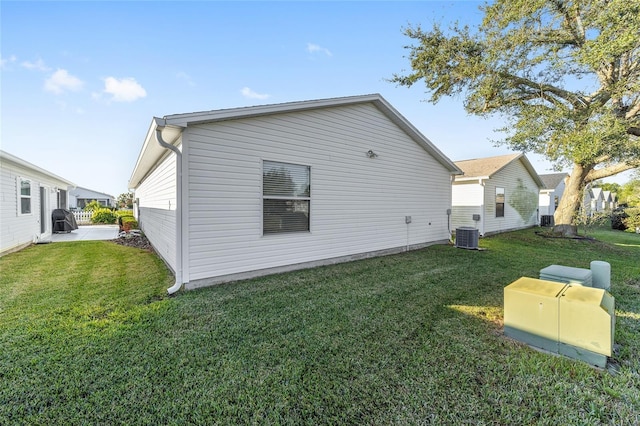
611,207 -> 629,230
392,0 -> 640,182
83,200 -> 101,212
0,230 -> 638,424
619,173 -> 640,206
573,210 -> 609,236
594,182 -> 622,193
91,208 -> 117,224
622,207 -> 640,232
120,216 -> 138,231
116,210 -> 134,219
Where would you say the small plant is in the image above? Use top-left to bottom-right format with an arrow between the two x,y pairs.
573,210 -> 608,236
121,216 -> 138,232
91,208 -> 117,224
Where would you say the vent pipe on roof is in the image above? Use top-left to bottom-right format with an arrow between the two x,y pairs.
155,120 -> 183,295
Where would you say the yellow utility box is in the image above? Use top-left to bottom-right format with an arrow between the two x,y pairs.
504,277 -> 568,353
558,285 -> 615,367
504,277 -> 615,368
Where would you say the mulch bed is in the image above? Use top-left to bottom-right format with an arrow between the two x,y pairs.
111,232 -> 155,252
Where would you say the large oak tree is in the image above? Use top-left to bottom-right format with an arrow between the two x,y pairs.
392,0 -> 640,235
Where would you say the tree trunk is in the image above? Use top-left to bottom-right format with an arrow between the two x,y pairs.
553,163 -> 592,237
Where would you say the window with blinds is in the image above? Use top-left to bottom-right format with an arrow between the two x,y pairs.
18,178 -> 32,215
496,187 -> 505,218
263,161 -> 310,234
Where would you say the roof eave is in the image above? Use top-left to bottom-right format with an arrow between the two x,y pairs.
128,119 -> 184,189
0,150 -> 76,188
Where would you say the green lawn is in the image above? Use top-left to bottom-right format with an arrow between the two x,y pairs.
1,229 -> 639,424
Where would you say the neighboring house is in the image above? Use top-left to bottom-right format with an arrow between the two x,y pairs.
69,187 -> 115,209
451,153 -> 544,236
0,150 -> 75,256
538,172 -> 569,216
129,94 -> 462,292
583,186 -> 605,216
582,187 -> 620,216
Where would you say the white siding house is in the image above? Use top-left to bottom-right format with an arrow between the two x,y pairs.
129,94 -> 462,292
1,150 -> 75,256
538,172 -> 569,221
583,186 -> 605,216
451,153 -> 544,236
69,187 -> 116,209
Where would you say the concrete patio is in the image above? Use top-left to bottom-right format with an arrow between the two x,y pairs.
51,225 -> 120,242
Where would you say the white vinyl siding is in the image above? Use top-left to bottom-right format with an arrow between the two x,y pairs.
185,103 -> 453,282
134,150 -> 178,271
1,157 -> 71,255
451,182 -> 484,233
482,159 -> 540,235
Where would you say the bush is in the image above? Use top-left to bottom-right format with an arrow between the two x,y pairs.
611,206 -> 629,230
622,207 -> 640,233
91,208 -> 117,224
121,216 -> 139,232
84,200 -> 102,212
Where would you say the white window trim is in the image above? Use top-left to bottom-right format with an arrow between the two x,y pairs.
262,160 -> 311,236
17,176 -> 32,216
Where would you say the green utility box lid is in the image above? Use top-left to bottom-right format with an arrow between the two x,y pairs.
540,264 -> 593,287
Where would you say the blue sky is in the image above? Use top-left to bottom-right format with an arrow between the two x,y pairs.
1,1 -> 628,197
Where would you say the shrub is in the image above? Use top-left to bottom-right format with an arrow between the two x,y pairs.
622,207 -> 640,233
84,200 -> 101,212
121,216 -> 139,232
91,208 -> 117,224
611,206 -> 628,230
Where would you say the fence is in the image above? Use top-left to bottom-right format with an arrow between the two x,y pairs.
73,211 -> 93,225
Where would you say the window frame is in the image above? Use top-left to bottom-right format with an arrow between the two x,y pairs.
495,187 -> 505,218
17,177 -> 32,216
262,160 -> 311,235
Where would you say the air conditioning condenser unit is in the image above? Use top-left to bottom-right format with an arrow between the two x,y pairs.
455,227 -> 479,249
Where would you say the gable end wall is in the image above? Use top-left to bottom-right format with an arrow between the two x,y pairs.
184,103 -> 453,282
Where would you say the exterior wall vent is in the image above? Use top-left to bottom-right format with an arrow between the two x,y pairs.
455,227 -> 479,249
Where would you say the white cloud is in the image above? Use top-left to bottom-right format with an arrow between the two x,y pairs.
44,69 -> 84,94
307,43 -> 332,57
103,77 -> 147,102
240,87 -> 270,100
176,71 -> 196,87
1,55 -> 17,69
21,58 -> 50,71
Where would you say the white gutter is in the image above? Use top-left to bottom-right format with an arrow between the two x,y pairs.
154,119 -> 184,295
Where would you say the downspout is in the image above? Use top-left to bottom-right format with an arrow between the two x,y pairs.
479,178 -> 486,236
155,120 -> 183,295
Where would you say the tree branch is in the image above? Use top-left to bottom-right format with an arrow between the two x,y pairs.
585,162 -> 639,182
498,72 -> 587,108
626,102 -> 640,120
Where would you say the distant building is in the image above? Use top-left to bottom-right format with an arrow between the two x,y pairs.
451,153 -> 544,236
69,187 -> 115,209
538,172 -> 569,217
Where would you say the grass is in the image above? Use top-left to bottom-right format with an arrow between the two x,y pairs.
1,229 -> 639,424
